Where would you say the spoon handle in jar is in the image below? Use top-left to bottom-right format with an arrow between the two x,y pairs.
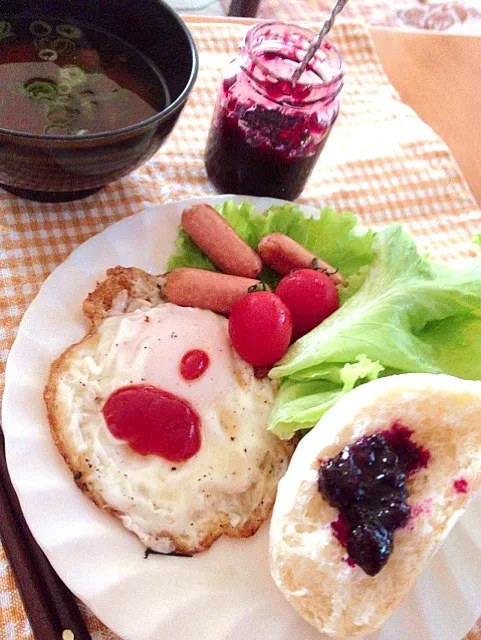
292,0 -> 349,84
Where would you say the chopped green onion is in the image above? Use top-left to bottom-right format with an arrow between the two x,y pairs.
47,104 -> 79,124
56,24 -> 82,40
57,82 -> 72,96
56,94 -> 75,106
0,21 -> 14,42
52,36 -> 75,56
24,80 -> 57,102
29,20 -> 52,37
44,124 -> 71,135
59,65 -> 86,87
38,48 -> 58,62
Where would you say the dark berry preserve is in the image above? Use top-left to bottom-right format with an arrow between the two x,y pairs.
318,424 -> 430,576
205,22 -> 343,201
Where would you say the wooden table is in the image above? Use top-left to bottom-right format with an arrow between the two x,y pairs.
187,15 -> 481,206
371,27 -> 481,206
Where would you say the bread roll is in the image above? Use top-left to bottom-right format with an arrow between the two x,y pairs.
270,374 -> 481,638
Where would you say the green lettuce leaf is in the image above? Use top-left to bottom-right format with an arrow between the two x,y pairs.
271,225 -> 481,379
167,201 -> 375,288
269,225 -> 481,437
167,231 -> 216,271
418,315 -> 481,379
268,355 -> 384,438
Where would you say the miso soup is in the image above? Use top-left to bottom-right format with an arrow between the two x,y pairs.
0,17 -> 170,135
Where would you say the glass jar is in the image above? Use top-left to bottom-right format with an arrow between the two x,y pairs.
205,22 -> 344,201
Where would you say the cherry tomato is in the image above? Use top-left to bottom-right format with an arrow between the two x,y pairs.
229,291 -> 292,367
276,269 -> 339,340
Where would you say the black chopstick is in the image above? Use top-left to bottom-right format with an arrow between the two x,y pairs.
0,426 -> 92,640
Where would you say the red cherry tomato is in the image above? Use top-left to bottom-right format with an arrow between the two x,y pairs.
276,269 -> 339,340
229,291 -> 292,367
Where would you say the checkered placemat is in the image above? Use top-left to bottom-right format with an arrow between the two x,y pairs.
260,0 -> 481,31
0,17 -> 480,639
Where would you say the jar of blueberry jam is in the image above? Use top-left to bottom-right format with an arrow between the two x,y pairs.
205,22 -> 344,201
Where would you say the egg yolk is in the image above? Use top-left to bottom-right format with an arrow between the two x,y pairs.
102,384 -> 202,462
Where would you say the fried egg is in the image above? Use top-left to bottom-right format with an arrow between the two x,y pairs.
45,302 -> 290,553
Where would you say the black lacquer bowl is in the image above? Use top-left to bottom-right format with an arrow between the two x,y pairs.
0,0 -> 198,202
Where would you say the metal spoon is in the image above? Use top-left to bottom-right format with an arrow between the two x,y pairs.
291,0 -> 349,84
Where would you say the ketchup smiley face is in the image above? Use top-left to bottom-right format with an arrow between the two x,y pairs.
102,384 -> 202,462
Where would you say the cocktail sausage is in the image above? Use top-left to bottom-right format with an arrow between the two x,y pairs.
165,268 -> 260,315
258,233 -> 346,287
181,204 -> 262,278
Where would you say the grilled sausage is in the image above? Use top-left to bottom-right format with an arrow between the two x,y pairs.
181,204 -> 263,278
258,233 -> 346,287
165,268 -> 261,315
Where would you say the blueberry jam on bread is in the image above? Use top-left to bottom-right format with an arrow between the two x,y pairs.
318,425 -> 430,575
270,374 -> 481,638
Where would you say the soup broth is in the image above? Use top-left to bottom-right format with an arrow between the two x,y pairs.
0,16 -> 170,136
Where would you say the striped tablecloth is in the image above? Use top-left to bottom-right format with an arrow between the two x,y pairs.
0,16 -> 480,640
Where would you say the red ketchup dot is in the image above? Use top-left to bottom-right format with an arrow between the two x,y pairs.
180,349 -> 210,381
102,384 -> 201,462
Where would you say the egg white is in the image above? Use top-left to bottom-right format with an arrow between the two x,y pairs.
50,303 -> 289,552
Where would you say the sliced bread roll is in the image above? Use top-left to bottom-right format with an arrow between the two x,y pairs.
270,373 -> 481,638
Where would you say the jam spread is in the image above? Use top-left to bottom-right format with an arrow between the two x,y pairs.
205,85 -> 333,201
453,478 -> 468,494
204,23 -> 343,201
318,423 -> 430,576
102,384 -> 201,462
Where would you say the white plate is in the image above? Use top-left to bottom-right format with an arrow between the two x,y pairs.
3,195 -> 481,640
